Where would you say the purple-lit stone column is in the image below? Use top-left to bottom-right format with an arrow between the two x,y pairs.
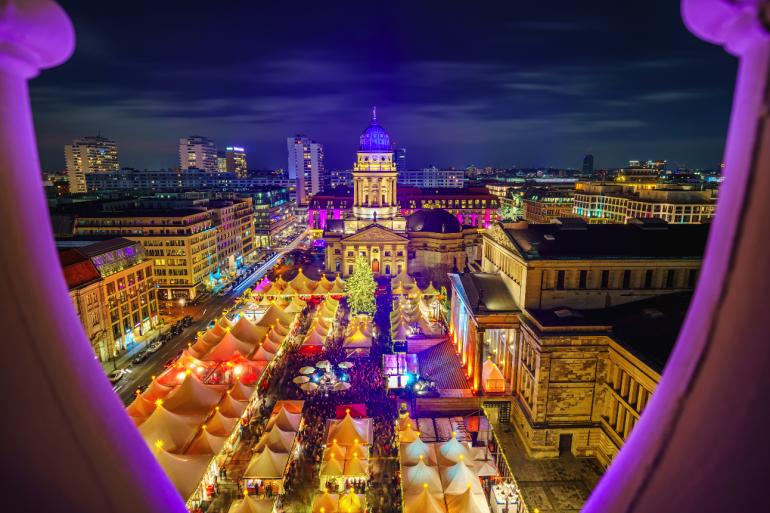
0,1 -> 185,511
583,1 -> 770,512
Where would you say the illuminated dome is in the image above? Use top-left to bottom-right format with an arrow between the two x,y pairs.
407,209 -> 462,234
359,107 -> 391,152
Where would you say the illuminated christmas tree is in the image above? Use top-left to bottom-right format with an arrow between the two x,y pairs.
345,255 -> 377,315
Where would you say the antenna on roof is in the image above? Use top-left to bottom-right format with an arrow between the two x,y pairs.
372,106 -> 377,121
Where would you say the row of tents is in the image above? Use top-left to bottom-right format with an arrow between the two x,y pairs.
343,315 -> 374,352
125,303 -> 300,501
398,420 -> 498,513
301,298 -> 342,351
242,401 -> 304,488
391,296 -> 443,342
391,273 -> 440,297
252,269 -> 346,297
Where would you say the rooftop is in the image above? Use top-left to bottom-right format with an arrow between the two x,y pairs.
58,249 -> 101,290
502,222 -> 709,260
527,292 -> 692,373
77,208 -> 208,219
449,272 -> 519,314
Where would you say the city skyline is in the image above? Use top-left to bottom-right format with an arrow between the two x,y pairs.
33,0 -> 735,172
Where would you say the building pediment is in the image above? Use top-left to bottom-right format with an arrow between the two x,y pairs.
486,223 -> 521,255
341,224 -> 409,243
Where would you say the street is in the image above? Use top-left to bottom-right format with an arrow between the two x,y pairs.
116,229 -> 311,404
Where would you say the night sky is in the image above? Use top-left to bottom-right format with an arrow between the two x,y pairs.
32,0 -> 737,172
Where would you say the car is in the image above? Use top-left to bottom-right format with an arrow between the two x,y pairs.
107,369 -> 128,384
131,352 -> 149,365
146,342 -> 162,353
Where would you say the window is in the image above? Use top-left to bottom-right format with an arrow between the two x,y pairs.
622,270 -> 631,289
688,269 -> 699,288
579,270 -> 587,289
644,269 -> 654,289
348,265 -> 353,275
601,270 -> 610,289
556,270 -> 565,290
666,269 -> 676,288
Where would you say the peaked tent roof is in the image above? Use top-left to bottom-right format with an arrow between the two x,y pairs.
127,392 -> 156,419
404,460 -> 443,495
404,487 -> 447,513
243,446 -> 290,479
311,492 -> 338,513
141,379 -> 174,402
343,455 -> 369,476
202,332 -> 255,362
232,317 -> 269,345
138,405 -> 202,452
229,379 -> 256,401
255,426 -> 296,453
219,393 -> 248,418
441,460 -> 483,496
327,413 -> 371,446
256,304 -> 295,328
337,491 -> 365,513
154,448 -> 211,499
206,409 -> 238,436
186,429 -> 226,455
162,373 -> 224,415
267,407 -> 302,432
402,438 -> 436,466
319,455 -> 344,477
445,487 -> 489,513
399,423 -> 421,444
228,496 -> 276,513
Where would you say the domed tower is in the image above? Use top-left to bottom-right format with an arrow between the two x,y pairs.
352,107 -> 400,220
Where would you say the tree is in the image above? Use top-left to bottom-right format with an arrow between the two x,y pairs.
345,255 -> 377,315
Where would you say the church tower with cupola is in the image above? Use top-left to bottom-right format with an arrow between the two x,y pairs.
351,107 -> 401,222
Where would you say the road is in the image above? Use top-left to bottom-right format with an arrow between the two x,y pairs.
116,229 -> 310,404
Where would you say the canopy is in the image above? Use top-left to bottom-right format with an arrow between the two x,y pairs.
317,274 -> 333,292
202,332 -> 254,362
243,446 -> 290,479
219,393 -> 247,418
327,279 -> 346,295
255,426 -> 296,453
323,441 -> 347,461
162,373 -> 224,415
126,393 -> 156,419
154,448 -> 211,499
284,297 -> 307,313
232,317 -> 269,345
437,435 -> 471,465
401,438 -> 436,466
140,379 -> 173,402
343,455 -> 368,476
186,429 -> 226,455
252,345 -> 276,363
312,492 -> 338,513
404,460 -> 443,495
474,459 -> 498,477
404,486 -> 447,513
304,328 -> 327,347
228,496 -> 275,513
300,382 -> 318,392
399,422 -> 420,444
421,281 -> 440,296
390,323 -> 409,342
267,407 -> 302,432
343,327 -> 372,348
206,409 -> 238,436
327,413 -> 371,446
441,459 -> 483,496
445,487 -> 489,513
338,491 -> 364,513
138,405 -> 202,452
319,454 -> 344,477
482,360 -> 506,393
255,304 -> 295,329
229,380 -> 256,401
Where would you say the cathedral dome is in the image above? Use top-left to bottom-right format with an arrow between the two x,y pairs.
406,209 -> 463,234
359,107 -> 391,152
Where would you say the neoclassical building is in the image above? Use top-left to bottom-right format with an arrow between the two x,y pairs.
324,110 -> 478,278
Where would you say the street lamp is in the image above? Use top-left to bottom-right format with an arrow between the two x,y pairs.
178,298 -> 186,318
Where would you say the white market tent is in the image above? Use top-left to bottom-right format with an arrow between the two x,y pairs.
436,435 -> 472,466
219,394 -> 248,419
343,327 -> 372,349
162,373 -> 224,415
327,413 -> 372,446
137,405 -> 203,452
401,438 -> 437,466
202,332 -> 255,362
255,425 -> 296,454
343,455 -> 369,477
404,486 -> 447,513
243,446 -> 290,479
445,487 -> 490,513
227,496 -> 276,513
399,422 -> 421,444
441,459 -> 484,496
186,429 -> 227,455
155,448 -> 212,499
311,492 -> 338,513
267,407 -> 302,432
205,409 -> 238,436
404,459 -> 444,495
338,490 -> 365,513
319,454 -> 345,477
231,316 -> 269,346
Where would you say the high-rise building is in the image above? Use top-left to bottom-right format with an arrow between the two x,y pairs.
225,146 -> 247,177
394,147 -> 407,172
179,135 -> 218,172
287,135 -> 324,205
217,151 -> 227,173
582,153 -> 594,174
64,136 -> 120,194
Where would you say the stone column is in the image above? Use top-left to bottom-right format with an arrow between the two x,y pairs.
0,2 -> 185,511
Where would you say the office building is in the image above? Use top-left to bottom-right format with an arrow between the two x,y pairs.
521,188 -> 575,223
208,198 -> 254,272
582,153 -> 594,174
397,166 -> 464,188
59,238 -> 159,363
179,135 -> 218,172
225,146 -> 247,177
287,135 -> 325,205
73,209 -> 218,299
394,147 -> 407,171
573,182 -> 717,224
65,136 -> 120,193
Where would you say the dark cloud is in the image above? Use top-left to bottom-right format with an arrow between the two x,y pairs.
31,0 -> 736,171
